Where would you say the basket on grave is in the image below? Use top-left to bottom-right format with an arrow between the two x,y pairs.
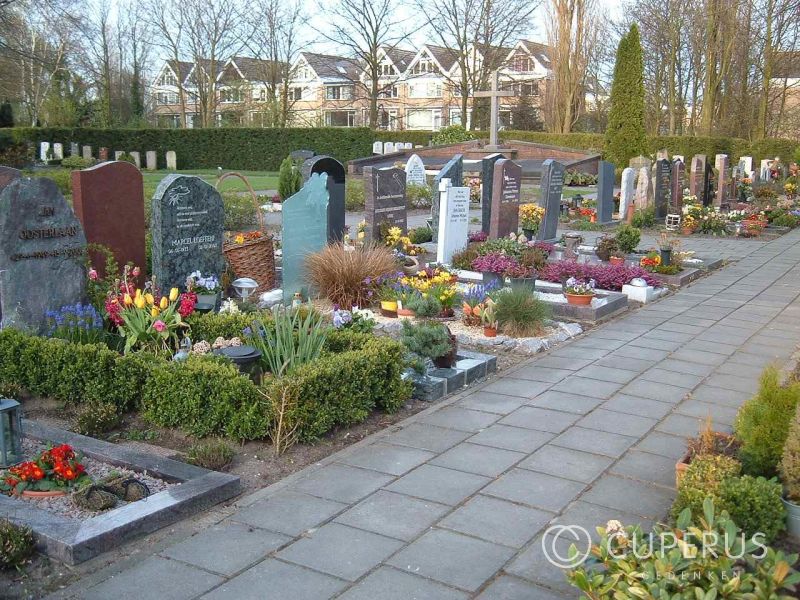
217,172 -> 276,294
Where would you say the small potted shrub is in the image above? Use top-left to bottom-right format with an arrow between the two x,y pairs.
676,416 -> 740,486
681,214 -> 697,235
519,203 -> 545,239
594,236 -> 620,262
564,277 -> 595,305
0,444 -> 90,498
471,252 -> 519,287
609,251 -> 626,266
377,279 -> 399,317
504,264 -> 536,291
478,299 -> 498,337
614,224 -> 641,255
400,320 -> 457,368
779,403 -> 800,539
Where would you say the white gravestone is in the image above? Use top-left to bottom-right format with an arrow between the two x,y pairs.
714,154 -> 728,172
405,154 -> 426,187
619,167 -> 636,216
166,150 -> 177,170
740,156 -> 754,179
39,142 -> 50,161
372,141 -> 383,155
760,159 -> 771,181
114,151 -> 124,161
130,151 -> 141,168
404,142 -> 413,149
383,142 -> 395,154
52,143 -> 63,160
145,151 -> 157,171
635,167 -> 650,208
436,178 -> 470,265
82,145 -> 92,160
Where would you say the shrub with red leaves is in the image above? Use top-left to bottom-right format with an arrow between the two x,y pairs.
540,260 -> 659,291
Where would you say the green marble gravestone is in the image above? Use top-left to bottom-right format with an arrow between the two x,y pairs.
282,173 -> 329,304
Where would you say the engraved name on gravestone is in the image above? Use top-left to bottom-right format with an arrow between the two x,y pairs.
282,173 -> 329,304
0,177 -> 87,332
488,158 -> 522,238
301,155 -> 346,242
537,159 -> 565,241
432,155 -> 463,242
436,179 -> 470,265
480,153 -> 504,235
405,154 -> 426,187
597,160 -> 615,223
364,166 -> 406,242
654,158 -> 671,219
151,175 -> 224,291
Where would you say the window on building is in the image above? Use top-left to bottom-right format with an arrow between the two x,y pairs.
325,85 -> 353,100
512,56 -> 535,72
158,71 -> 178,86
408,82 -> 442,98
411,57 -> 436,75
513,82 -> 538,96
380,63 -> 396,77
220,89 -> 244,103
406,108 -> 442,130
292,87 -> 303,101
156,92 -> 178,105
378,85 -> 399,99
326,110 -> 356,127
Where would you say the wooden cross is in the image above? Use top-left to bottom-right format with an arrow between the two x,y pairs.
474,70 -> 514,149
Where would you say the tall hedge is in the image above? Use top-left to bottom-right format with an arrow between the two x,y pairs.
604,24 -> 647,168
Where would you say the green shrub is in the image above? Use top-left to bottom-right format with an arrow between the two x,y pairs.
719,475 -> 785,542
781,404 -> 800,501
631,206 -> 655,228
615,224 -> 641,254
671,454 -> 741,520
408,226 -> 433,244
772,213 -> 799,228
450,246 -> 479,270
185,311 -> 268,342
406,184 -> 433,209
73,400 -> 121,437
494,288 -> 551,337
594,236 -> 620,261
186,438 -> 235,471
0,519 -> 35,570
222,192 -> 259,231
405,293 -> 442,317
735,367 -> 800,476
118,152 -> 136,165
400,320 -> 451,360
345,178 -> 365,211
431,124 -> 475,145
277,156 -> 302,200
60,155 -> 94,169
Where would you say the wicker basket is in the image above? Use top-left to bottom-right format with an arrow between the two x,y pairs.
218,172 -> 276,293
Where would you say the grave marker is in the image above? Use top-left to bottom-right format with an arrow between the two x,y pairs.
114,151 -> 124,161
629,155 -> 652,171
597,160 -> 615,223
635,167 -> 650,209
436,179 -> 470,264
715,154 -> 729,207
654,158 -> 671,219
364,166 -> 406,242
129,151 -> 141,168
480,153 -> 504,235
72,161 -> 146,277
372,141 -> 383,155
53,143 -> 63,160
70,142 -> 79,157
145,151 -> 157,171
0,177 -> 87,333
671,159 -> 685,212
619,167 -> 635,217
166,151 -> 177,170
39,142 -> 50,162
0,166 -> 21,193
690,155 -> 708,203
739,156 -> 754,179
282,173 -> 329,304
488,158 -> 522,238
405,154 -> 426,187
82,146 -> 92,161
432,155 -> 463,242
99,147 -> 109,161
301,155 -> 346,242
383,142 -> 395,154
151,175 -> 224,291
536,159 -> 564,241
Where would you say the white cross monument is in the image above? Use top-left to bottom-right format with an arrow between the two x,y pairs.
474,70 -> 514,151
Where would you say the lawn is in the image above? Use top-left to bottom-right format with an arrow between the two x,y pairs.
141,169 -> 279,198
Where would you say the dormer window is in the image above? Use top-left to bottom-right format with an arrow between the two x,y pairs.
412,57 -> 435,75
158,71 -> 178,87
380,63 -> 396,76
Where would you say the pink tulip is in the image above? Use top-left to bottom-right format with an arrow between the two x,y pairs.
88,269 -> 98,281
132,267 -> 141,277
153,320 -> 166,332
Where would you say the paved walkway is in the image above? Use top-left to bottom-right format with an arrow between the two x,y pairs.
56,232 -> 800,600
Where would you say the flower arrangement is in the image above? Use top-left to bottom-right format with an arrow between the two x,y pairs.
230,231 -> 266,245
1,444 -> 89,495
384,226 -> 424,257
519,204 -> 545,232
640,252 -> 662,271
471,252 -> 519,274
466,177 -> 482,202
187,271 -> 221,294
399,266 -> 459,313
478,298 -> 497,329
785,182 -> 797,199
681,214 -> 697,231
504,264 -> 536,280
44,303 -> 104,344
461,281 -> 498,325
564,277 -> 595,296
540,261 -> 659,291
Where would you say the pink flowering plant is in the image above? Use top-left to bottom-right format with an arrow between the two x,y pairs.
540,261 -> 659,291
471,252 -> 519,274
564,277 -> 596,296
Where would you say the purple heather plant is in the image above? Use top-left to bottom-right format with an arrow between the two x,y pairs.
471,252 -> 519,274
540,260 -> 659,291
468,230 -> 489,243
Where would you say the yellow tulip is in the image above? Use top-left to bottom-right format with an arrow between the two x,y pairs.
169,288 -> 179,302
145,293 -> 155,306
135,288 -> 143,298
150,307 -> 160,317
160,296 -> 168,310
134,296 -> 146,309
123,293 -> 133,306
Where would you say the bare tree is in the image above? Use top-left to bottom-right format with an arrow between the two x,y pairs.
119,0 -> 152,125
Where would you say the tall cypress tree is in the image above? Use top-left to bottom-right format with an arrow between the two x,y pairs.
604,24 -> 647,168
0,102 -> 14,128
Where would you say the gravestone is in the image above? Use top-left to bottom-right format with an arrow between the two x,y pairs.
82,146 -> 92,161
114,151 -> 124,161
53,143 -> 63,160
656,149 -> 669,161
0,166 -> 21,193
282,173 -> 329,304
654,158 -> 671,219
72,161 -> 146,277
405,154 -> 426,187
151,175 -> 225,291
715,154 -> 729,207
130,152 -> 141,168
301,155 -> 346,242
145,151 -> 157,171
536,159 -> 564,241
404,142 -> 413,150
635,167 -> 651,209
629,155 -> 652,171
99,147 -> 109,161
70,142 -> 79,157
0,177 -> 87,333
597,160 -> 615,223
673,155 -> 684,164
714,154 -> 727,172
671,159 -> 685,212
290,149 -> 315,161
166,151 -> 177,170
739,156 -> 754,179
383,142 -> 395,154
372,141 -> 383,155
619,167 -> 636,217
436,179 -> 470,265
432,155 -> 463,242
488,159 -> 522,238
480,153 -> 504,235
364,166 -> 406,242
39,142 -> 50,162
689,155 -> 708,203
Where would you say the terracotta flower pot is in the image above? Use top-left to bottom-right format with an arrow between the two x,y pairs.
484,326 -> 497,337
609,256 -> 625,266
21,489 -> 67,498
397,307 -> 415,317
675,450 -> 691,487
681,227 -> 694,236
565,293 -> 594,306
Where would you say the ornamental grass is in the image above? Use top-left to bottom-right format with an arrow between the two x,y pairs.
305,243 -> 397,308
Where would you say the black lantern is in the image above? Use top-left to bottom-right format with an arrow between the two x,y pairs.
0,398 -> 22,467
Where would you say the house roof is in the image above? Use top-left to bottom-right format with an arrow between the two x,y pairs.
424,44 -> 460,72
302,52 -> 360,82
773,51 -> 800,79
384,47 -> 416,71
166,60 -> 194,82
518,40 -> 551,67
226,56 -> 285,83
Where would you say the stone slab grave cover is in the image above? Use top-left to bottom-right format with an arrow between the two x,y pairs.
145,151 -> 157,171
0,177 -> 87,333
597,160 -> 615,223
166,151 -> 177,170
537,159 -> 565,241
619,167 -> 636,217
72,161 -> 146,277
282,173 -> 329,305
488,158 -> 522,238
480,153 -> 504,235
436,179 -> 470,265
671,159 -> 685,212
151,175 -> 225,291
654,158 -> 671,219
405,153 -> 426,187
53,143 -> 63,160
364,166 -> 406,242
715,154 -> 729,206
432,155 -> 463,242
301,155 -> 346,242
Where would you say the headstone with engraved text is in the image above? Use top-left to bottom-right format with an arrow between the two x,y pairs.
436,179 -> 470,264
537,159 -> 564,241
364,166 -> 406,242
488,159 -> 522,238
432,155 -> 463,242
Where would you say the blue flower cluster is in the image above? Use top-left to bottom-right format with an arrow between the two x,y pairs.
44,303 -> 104,342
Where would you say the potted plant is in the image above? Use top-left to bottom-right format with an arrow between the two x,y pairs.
780,404 -> 800,539
0,444 -> 90,498
681,215 -> 697,235
519,203 -> 545,239
658,233 -> 676,266
609,251 -> 626,266
378,283 -> 399,317
614,224 -> 641,255
471,252 -> 519,287
399,320 -> 457,368
478,298 -> 498,337
461,281 -> 496,327
188,271 -> 221,307
594,236 -> 620,262
505,264 -> 536,292
564,277 -> 595,305
396,287 -> 418,317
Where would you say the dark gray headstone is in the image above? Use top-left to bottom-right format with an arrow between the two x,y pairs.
0,177 -> 87,333
537,159 -> 565,241
597,160 -> 615,224
291,149 -> 315,161
364,166 -> 406,242
432,155 -> 463,242
282,173 -> 329,304
151,175 -> 225,291
301,155 -> 345,242
654,158 -> 671,219
480,153 -> 504,235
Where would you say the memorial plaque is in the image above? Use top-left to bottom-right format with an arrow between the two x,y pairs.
0,177 -> 87,332
537,159 -> 564,241
405,154 -> 426,187
151,175 -> 224,291
436,181 -> 470,265
480,153 -> 504,235
282,174 -> 329,304
301,155 -> 346,242
432,155 -> 463,242
488,159 -> 522,238
597,160 -> 615,223
364,166 -> 406,242
654,158 -> 671,218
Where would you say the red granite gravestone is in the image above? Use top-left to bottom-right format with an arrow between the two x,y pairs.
72,161 -> 146,277
488,159 -> 522,238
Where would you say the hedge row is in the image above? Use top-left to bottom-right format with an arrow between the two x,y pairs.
0,327 -> 411,442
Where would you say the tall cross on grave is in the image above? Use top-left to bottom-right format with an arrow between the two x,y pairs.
474,69 -> 514,150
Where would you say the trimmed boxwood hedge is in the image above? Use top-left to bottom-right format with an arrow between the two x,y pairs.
0,327 -> 411,442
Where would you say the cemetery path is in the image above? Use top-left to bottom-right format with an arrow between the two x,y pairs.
54,232 -> 800,600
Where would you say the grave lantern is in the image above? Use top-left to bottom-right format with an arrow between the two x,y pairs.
0,398 -> 22,467
573,194 -> 583,208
